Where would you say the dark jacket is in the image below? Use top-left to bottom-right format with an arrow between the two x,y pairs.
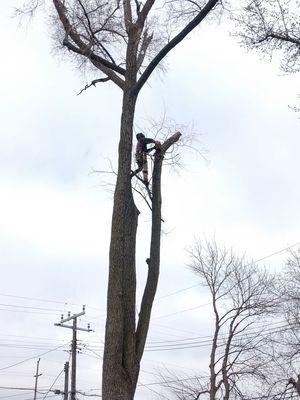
136,138 -> 156,155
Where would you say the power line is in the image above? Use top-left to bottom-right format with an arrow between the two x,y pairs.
20,395 -> 58,400
0,343 -> 69,371
146,319 -> 291,345
84,348 -> 103,360
0,387 -> 49,390
76,391 -> 102,397
0,303 -> 62,312
0,343 -> 64,349
85,321 -> 295,353
152,321 -> 202,336
0,333 -> 66,342
0,308 -> 57,316
0,241 -> 298,316
0,293 -> 80,306
42,368 -> 64,400
153,302 -> 211,319
0,393 -> 46,400
138,380 -> 171,399
0,293 -> 102,312
156,240 -> 300,301
157,283 -> 201,300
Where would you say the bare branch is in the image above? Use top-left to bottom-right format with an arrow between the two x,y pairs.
77,76 -> 111,95
63,38 -> 125,88
53,0 -> 126,77
123,0 -> 133,32
134,0 -> 220,94
137,28 -> 153,70
233,0 -> 300,73
136,0 -> 156,27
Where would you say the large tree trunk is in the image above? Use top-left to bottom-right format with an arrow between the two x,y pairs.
102,89 -> 139,400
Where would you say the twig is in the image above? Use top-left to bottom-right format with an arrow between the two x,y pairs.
77,77 -> 110,95
132,186 -> 165,222
132,173 -> 153,201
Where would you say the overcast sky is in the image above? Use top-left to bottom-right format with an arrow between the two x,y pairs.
0,1 -> 300,399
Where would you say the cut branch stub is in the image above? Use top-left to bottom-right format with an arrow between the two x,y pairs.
161,131 -> 182,153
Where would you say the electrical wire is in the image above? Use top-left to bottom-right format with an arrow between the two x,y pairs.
85,321 -> 296,353
0,241 -> 298,316
0,333 -> 66,342
138,380 -> 171,399
0,303 -> 62,312
157,283 -> 202,300
42,368 -> 64,400
155,240 -> 300,301
0,293 -> 102,312
20,395 -> 58,400
84,348 -> 103,360
0,391 -> 47,399
153,301 -> 212,319
0,308 -> 57,316
0,343 -> 69,371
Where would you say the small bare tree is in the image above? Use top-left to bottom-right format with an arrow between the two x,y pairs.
164,240 -> 278,400
270,247 -> 300,397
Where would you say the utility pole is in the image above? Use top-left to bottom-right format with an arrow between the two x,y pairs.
71,318 -> 77,400
33,358 -> 42,400
54,306 -> 92,400
63,362 -> 69,400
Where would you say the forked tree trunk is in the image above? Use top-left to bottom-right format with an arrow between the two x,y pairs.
102,94 -> 181,399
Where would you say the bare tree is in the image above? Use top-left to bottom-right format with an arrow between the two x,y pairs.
234,0 -> 300,73
164,240 -> 278,400
19,1 -> 224,399
270,247 -> 300,397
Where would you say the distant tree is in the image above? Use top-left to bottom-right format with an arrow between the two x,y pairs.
163,240 -> 277,400
269,247 -> 300,397
18,1 -> 223,399
235,0 -> 300,73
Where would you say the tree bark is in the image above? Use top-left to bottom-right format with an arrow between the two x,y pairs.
210,292 -> 220,400
136,132 -> 182,362
102,129 -> 181,400
102,89 -> 139,400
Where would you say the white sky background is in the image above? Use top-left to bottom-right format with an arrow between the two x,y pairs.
0,1 -> 300,399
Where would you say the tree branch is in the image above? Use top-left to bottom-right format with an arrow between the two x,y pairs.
134,0 -> 141,17
268,32 -> 300,46
76,0 -> 117,64
77,77 -> 111,95
123,0 -> 133,33
134,0 -> 220,95
136,0 -> 156,27
63,39 -> 125,88
137,29 -> 153,71
53,0 -> 126,76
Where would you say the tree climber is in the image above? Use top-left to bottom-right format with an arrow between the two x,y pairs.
131,133 -> 161,185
